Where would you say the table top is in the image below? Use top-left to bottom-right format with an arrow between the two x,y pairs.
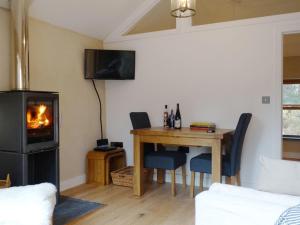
130,127 -> 233,139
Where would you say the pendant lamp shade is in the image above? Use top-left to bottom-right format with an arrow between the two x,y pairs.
171,0 -> 196,18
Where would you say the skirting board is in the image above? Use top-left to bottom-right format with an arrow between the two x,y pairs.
60,174 -> 86,191
60,172 -> 255,192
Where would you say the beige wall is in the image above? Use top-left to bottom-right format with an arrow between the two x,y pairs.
0,8 -> 105,188
0,9 -> 10,90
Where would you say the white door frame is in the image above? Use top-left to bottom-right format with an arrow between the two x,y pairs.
275,22 -> 300,159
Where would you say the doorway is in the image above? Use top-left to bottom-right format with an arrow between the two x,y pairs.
282,33 -> 300,161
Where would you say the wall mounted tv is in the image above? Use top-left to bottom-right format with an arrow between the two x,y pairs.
84,49 -> 135,80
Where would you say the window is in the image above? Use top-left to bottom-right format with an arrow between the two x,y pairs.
282,81 -> 300,137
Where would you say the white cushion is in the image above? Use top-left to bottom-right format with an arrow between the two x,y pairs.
196,190 -> 290,225
257,156 -> 300,196
209,183 -> 300,205
195,184 -> 300,225
0,183 -> 57,225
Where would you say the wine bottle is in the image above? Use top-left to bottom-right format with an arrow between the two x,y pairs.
174,103 -> 182,129
163,105 -> 169,128
169,109 -> 175,128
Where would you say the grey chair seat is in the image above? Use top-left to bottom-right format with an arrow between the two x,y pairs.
190,153 -> 231,176
145,151 -> 187,170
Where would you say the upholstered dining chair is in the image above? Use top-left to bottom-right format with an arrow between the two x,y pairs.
189,113 -> 252,197
130,112 -> 187,196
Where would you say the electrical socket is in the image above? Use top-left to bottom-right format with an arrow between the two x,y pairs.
262,96 -> 270,104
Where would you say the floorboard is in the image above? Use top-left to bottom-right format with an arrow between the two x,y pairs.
62,182 -> 195,225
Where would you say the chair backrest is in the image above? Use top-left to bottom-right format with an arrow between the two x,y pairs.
130,112 -> 151,129
129,112 -> 154,154
230,113 -> 252,175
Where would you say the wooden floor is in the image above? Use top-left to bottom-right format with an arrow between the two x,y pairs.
62,182 -> 195,225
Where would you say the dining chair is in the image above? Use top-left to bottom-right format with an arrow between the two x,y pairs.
189,113 -> 252,197
130,112 -> 187,196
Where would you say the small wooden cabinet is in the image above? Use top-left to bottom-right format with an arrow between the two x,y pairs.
0,174 -> 11,189
87,148 -> 126,185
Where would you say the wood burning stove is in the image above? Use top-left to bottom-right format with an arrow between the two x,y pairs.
0,91 -> 59,192
27,99 -> 54,144
0,91 -> 59,153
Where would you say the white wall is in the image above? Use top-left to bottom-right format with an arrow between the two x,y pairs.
104,14 -> 300,187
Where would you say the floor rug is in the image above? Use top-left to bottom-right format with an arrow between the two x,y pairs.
54,196 -> 104,225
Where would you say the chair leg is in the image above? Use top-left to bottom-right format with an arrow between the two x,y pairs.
225,176 -> 231,184
147,169 -> 154,183
230,176 -> 237,186
190,171 -> 195,198
199,173 -> 204,192
157,169 -> 165,184
171,170 -> 176,196
182,166 -> 186,190
236,172 -> 241,186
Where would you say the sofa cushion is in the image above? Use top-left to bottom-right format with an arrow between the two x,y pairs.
275,204 -> 300,225
257,156 -> 300,196
0,183 -> 56,225
195,184 -> 300,225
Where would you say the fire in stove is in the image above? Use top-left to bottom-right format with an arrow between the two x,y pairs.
27,104 -> 51,129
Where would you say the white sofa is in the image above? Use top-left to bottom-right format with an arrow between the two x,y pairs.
195,183 -> 300,225
0,183 -> 57,225
195,156 -> 300,225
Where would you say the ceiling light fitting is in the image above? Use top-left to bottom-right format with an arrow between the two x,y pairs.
171,0 -> 196,18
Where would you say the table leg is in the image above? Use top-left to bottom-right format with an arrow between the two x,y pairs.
133,135 -> 144,196
157,169 -> 166,184
211,140 -> 222,184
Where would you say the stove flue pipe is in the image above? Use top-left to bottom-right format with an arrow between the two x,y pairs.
10,0 -> 32,90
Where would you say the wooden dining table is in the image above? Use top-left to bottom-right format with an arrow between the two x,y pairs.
130,127 -> 233,196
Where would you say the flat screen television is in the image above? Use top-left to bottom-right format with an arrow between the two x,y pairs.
84,49 -> 135,80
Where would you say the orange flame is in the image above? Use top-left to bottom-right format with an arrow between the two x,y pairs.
27,104 -> 50,129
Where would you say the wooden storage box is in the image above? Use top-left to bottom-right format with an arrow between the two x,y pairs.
0,174 -> 11,189
111,166 -> 148,187
87,149 -> 126,185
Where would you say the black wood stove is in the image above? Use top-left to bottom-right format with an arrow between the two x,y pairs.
0,91 -> 60,192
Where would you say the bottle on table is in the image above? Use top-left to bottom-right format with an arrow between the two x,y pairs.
163,105 -> 169,128
169,109 -> 175,128
174,103 -> 182,129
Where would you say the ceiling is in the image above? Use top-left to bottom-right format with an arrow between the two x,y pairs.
127,0 -> 176,35
29,0 -> 146,40
193,0 -> 300,26
128,0 -> 300,35
1,0 -> 300,39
